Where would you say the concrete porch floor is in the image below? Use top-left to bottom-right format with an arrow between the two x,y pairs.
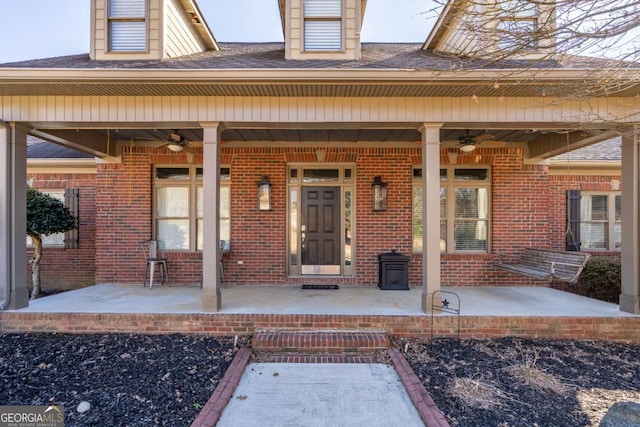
10,283 -> 633,317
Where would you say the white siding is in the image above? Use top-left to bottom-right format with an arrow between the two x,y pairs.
2,96 -> 639,126
165,0 -> 207,58
431,0 -> 557,59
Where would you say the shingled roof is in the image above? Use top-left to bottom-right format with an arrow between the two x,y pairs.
550,137 -> 621,162
0,43 -> 624,71
27,137 -> 94,159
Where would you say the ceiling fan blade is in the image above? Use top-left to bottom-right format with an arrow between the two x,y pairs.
478,141 -> 506,148
135,136 -> 170,147
441,141 -> 461,148
150,140 -> 170,148
473,133 -> 495,142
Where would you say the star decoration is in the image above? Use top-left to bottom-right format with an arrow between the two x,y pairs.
442,299 -> 450,308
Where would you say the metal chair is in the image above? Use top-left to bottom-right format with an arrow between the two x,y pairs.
219,239 -> 231,287
141,240 -> 168,289
199,240 -> 231,289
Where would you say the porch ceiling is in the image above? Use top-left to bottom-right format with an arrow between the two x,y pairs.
29,125 -> 618,162
3,81 -> 640,98
34,126 -> 547,146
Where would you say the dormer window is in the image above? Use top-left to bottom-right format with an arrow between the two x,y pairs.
304,0 -> 342,51
108,0 -> 148,52
498,0 -> 538,49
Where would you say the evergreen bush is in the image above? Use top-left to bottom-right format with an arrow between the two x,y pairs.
578,256 -> 621,303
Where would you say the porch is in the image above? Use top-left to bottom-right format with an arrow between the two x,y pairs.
1,284 -> 637,343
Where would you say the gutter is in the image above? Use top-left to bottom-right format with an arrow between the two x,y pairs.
0,120 -> 10,310
0,67 -> 636,83
27,158 -> 98,169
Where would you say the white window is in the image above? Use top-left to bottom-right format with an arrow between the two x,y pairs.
304,0 -> 342,51
27,189 -> 66,247
413,167 -> 490,254
108,0 -> 147,52
154,166 -> 230,251
498,0 -> 538,49
579,193 -> 621,251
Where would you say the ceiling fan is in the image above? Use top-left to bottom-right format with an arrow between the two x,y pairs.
136,130 -> 197,162
443,130 -> 504,152
150,131 -> 193,152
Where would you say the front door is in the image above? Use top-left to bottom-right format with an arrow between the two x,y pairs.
301,186 -> 341,274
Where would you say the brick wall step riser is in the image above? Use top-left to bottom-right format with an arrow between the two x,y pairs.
252,331 -> 390,354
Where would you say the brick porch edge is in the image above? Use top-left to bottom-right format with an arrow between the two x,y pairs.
388,348 -> 450,427
0,312 -> 638,343
190,347 -> 251,427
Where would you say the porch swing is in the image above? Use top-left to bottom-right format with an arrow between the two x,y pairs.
493,247 -> 591,283
493,132 -> 591,283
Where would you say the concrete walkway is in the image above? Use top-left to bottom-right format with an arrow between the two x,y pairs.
191,347 -> 447,427
216,363 -> 424,427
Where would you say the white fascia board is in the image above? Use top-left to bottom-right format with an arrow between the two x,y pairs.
548,160 -> 621,173
0,67 -> 636,83
27,158 -> 98,171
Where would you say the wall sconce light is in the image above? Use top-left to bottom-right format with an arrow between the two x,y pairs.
372,175 -> 387,211
257,175 -> 271,211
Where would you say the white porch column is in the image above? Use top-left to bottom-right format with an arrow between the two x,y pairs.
0,123 -> 28,310
419,124 -> 443,313
620,127 -> 640,314
201,122 -> 223,311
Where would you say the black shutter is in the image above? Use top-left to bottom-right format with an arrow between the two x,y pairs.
566,190 -> 581,251
64,188 -> 79,249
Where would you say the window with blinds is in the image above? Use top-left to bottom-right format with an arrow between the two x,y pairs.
108,0 -> 147,52
412,167 -> 491,254
304,0 -> 342,51
154,166 -> 231,251
567,191 -> 622,251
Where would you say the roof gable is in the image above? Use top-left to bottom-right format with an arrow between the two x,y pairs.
423,0 -> 557,60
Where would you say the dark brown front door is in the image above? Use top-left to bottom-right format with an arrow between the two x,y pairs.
301,186 -> 341,274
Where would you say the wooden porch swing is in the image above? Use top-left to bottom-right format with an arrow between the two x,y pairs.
494,247 -> 590,283
493,133 -> 591,283
494,190 -> 590,283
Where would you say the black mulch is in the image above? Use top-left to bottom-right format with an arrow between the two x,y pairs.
2,333 -> 639,426
0,333 -> 246,426
396,337 -> 640,427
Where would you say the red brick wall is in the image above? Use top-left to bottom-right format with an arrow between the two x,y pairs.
1,311 -> 638,343
94,147 -> 205,285
223,147 -> 288,285
35,145 -> 620,289
356,148 -> 414,286
27,172 -> 97,291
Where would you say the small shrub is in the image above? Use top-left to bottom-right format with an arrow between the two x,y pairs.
578,256 -> 621,303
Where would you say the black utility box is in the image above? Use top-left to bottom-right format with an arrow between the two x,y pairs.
378,250 -> 410,290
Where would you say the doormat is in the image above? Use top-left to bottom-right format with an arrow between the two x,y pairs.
301,284 -> 339,290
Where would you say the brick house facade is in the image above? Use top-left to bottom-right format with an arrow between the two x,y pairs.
3,0 -> 638,314
27,140 -> 622,291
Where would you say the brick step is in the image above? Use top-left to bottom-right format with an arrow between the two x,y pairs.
257,354 -> 379,363
252,331 -> 389,354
